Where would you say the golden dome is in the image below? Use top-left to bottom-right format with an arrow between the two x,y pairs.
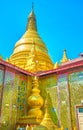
28,93 -> 44,108
9,6 -> 54,72
28,108 -> 43,118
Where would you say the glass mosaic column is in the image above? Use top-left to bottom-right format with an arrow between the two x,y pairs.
39,75 -> 58,126
1,70 -> 15,130
57,74 -> 71,129
0,69 -> 4,116
17,74 -> 27,118
69,71 -> 83,129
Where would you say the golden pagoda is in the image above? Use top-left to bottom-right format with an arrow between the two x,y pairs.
16,76 -> 44,128
1,3 -> 82,130
41,93 -> 57,130
9,5 -> 54,72
27,76 -> 44,123
60,49 -> 69,64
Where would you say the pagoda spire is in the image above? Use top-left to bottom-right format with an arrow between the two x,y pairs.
60,49 -> 69,64
54,61 -> 59,69
41,93 -> 58,129
32,2 -> 34,11
26,3 -> 37,31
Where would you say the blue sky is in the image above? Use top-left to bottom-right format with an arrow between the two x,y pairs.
0,0 -> 83,63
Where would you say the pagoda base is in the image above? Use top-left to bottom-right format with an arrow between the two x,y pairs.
16,116 -> 43,129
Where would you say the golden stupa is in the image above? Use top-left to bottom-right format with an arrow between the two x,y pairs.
60,49 -> 69,64
41,93 -> 58,130
27,76 -> 44,123
9,5 -> 54,72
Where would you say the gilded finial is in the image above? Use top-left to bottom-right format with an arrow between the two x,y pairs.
0,55 -> 3,59
32,2 -> 34,11
60,49 -> 69,64
26,2 -> 37,31
54,62 -> 59,69
41,93 -> 57,129
6,58 -> 10,62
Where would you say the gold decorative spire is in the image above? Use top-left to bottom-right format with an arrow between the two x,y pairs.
26,3 -> 37,31
32,2 -> 34,11
9,5 -> 54,72
60,49 -> 69,64
27,76 -> 44,123
6,58 -> 10,62
41,93 -> 57,130
0,55 -> 3,59
54,61 -> 59,69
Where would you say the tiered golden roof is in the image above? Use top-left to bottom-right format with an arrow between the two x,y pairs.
9,6 -> 54,72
